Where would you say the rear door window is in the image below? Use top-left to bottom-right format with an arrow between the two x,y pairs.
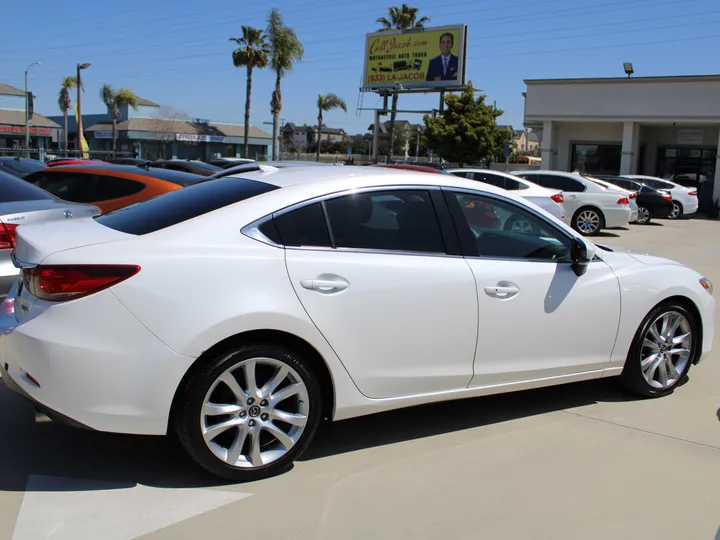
30,172 -> 98,203
273,203 -> 332,247
94,175 -> 146,200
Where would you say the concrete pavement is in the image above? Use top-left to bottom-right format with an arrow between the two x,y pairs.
1,217 -> 719,540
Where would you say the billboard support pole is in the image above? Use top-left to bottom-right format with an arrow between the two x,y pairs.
372,109 -> 381,164
439,91 -> 445,113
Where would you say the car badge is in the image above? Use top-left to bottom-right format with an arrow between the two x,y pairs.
64,210 -> 73,219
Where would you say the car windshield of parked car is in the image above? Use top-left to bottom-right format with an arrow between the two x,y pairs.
1,158 -> 46,175
95,176 -> 279,235
0,171 -> 55,202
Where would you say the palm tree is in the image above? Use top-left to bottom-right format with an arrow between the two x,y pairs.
267,9 -> 304,161
230,26 -> 270,159
99,84 -> 138,156
376,3 -> 430,31
57,76 -> 78,155
376,5 -> 430,162
316,93 -> 347,162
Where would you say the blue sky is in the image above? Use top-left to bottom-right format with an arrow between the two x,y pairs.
4,0 -> 720,136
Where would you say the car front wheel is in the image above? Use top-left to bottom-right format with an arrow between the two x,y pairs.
175,344 -> 322,481
620,301 -> 699,398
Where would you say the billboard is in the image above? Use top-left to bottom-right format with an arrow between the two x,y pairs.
363,25 -> 467,91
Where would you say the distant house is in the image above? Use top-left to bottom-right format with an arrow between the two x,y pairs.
363,121 -> 424,157
498,125 -> 542,156
282,123 -> 346,151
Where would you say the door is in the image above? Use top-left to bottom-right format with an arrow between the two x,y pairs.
444,189 -> 621,387
278,189 -> 479,399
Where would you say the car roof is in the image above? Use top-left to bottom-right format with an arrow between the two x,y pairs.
35,163 -> 205,185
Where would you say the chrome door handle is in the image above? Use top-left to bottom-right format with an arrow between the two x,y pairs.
484,285 -> 520,298
300,279 -> 349,292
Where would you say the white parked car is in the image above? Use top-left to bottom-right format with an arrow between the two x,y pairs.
582,175 -> 640,224
513,170 -> 632,235
0,167 -> 714,481
622,175 -> 698,219
446,169 -> 566,226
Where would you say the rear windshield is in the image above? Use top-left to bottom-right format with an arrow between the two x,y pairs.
1,158 -> 46,174
95,177 -> 278,235
0,171 -> 55,202
136,167 -> 206,187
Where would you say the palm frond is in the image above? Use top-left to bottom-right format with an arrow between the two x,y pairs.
115,87 -> 138,109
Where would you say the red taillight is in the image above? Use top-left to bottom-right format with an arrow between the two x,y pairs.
551,193 -> 564,204
23,265 -> 140,302
689,191 -> 697,196
662,193 -> 673,201
629,192 -> 637,200
617,197 -> 629,205
0,223 -> 18,250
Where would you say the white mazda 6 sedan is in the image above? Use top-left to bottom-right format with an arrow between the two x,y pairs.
0,166 -> 714,481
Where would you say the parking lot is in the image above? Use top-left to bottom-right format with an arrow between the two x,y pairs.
0,217 -> 719,540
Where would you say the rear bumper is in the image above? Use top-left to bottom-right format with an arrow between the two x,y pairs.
603,207 -> 632,228
0,288 -> 197,435
682,199 -> 699,216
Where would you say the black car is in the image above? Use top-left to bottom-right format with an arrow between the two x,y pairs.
207,158 -> 256,169
150,159 -> 222,177
0,156 -> 47,178
112,157 -> 152,167
594,175 -> 674,224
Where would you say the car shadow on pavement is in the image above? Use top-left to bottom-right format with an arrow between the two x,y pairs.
0,383 -> 230,492
0,377 -> 642,490
300,378 -> 640,462
594,231 -> 621,238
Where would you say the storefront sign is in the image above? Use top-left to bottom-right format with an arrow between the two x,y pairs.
0,125 -> 52,136
93,130 -> 116,139
677,129 -> 704,145
176,133 -> 226,143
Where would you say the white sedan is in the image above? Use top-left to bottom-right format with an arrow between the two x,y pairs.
623,175 -> 699,219
446,168 -> 566,225
0,167 -> 714,481
512,170 -> 632,235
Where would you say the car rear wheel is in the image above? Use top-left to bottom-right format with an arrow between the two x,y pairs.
620,301 -> 699,398
635,206 -> 652,224
668,201 -> 683,219
571,207 -> 604,236
175,344 -> 321,481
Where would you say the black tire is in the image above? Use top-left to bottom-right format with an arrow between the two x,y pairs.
620,301 -> 699,398
504,214 -> 539,235
571,206 -> 605,236
668,201 -> 683,220
174,344 -> 322,481
635,206 -> 652,225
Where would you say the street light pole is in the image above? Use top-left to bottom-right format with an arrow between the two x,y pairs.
24,61 -> 41,154
76,63 -> 91,155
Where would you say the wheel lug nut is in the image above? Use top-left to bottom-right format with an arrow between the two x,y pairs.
260,400 -> 268,407
261,413 -> 269,421
246,398 -> 255,405
239,411 -> 247,418
249,420 -> 255,427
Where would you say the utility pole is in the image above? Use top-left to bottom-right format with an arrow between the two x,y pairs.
76,63 -> 91,155
24,61 -> 41,155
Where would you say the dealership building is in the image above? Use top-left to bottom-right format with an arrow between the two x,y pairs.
523,74 -> 720,211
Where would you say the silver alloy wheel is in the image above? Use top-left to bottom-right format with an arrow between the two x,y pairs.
669,202 -> 681,219
576,210 -> 601,234
640,311 -> 692,389
636,206 -> 651,224
201,357 -> 310,468
510,218 -> 534,234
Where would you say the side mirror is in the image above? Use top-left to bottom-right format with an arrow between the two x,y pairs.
571,238 -> 591,277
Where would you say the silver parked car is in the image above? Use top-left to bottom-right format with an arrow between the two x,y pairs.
0,171 -> 100,300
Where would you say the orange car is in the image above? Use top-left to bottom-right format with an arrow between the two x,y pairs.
24,164 -> 205,213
